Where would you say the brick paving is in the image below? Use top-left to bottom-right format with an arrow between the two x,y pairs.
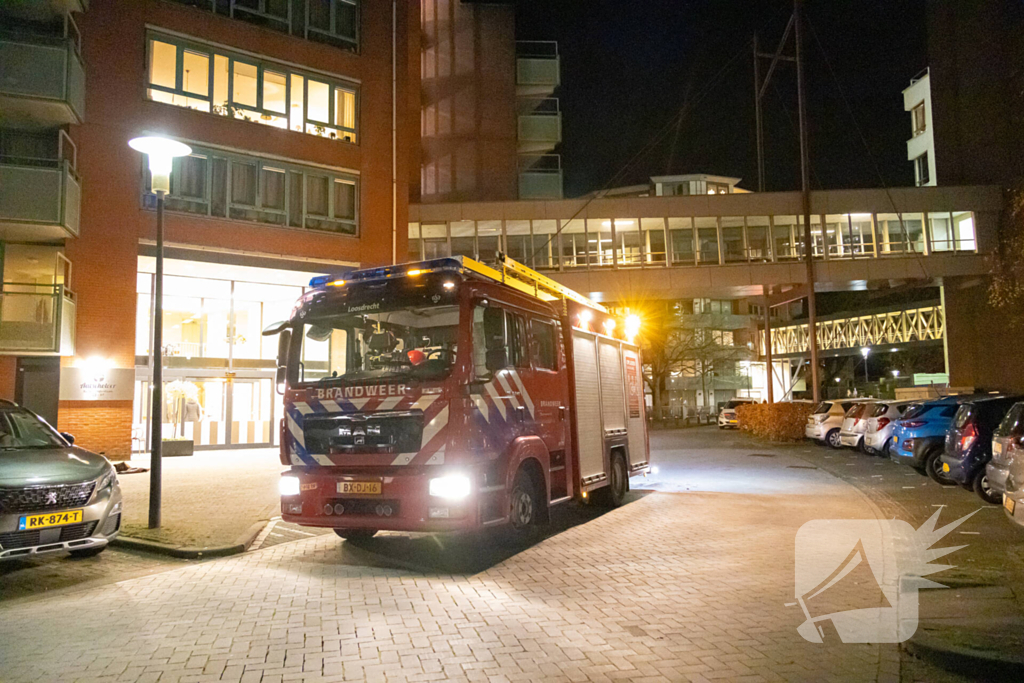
117,449 -> 288,547
0,428 -> 906,683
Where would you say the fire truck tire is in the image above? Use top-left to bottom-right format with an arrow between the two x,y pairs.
595,452 -> 628,508
509,467 -> 542,533
333,529 -> 378,540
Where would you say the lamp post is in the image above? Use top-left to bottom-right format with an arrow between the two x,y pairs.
129,136 -> 192,529
860,346 -> 871,384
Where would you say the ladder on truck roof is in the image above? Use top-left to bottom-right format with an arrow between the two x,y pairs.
461,254 -> 608,313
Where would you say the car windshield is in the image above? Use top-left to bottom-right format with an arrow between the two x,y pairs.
846,404 -> 864,418
297,304 -> 460,384
814,402 -> 832,414
725,400 -> 748,409
0,410 -> 67,450
870,404 -> 889,417
996,403 -> 1024,437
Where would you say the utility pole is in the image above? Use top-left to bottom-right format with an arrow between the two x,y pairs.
763,286 -> 774,404
753,35 -> 765,192
794,0 -> 821,404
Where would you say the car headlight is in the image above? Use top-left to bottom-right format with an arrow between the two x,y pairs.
96,466 -> 118,494
279,475 -> 301,497
429,474 -> 471,500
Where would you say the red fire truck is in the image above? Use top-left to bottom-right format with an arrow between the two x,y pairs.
264,255 -> 649,538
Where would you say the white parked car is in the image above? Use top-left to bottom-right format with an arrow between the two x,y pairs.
863,400 -> 918,455
718,398 -> 755,429
806,399 -> 874,449
839,402 -> 877,449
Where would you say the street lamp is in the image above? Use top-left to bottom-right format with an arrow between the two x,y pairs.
860,346 -> 870,383
891,369 -> 900,379
129,136 -> 192,529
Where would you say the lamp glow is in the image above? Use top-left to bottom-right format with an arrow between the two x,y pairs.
860,347 -> 870,358
624,314 -> 642,340
603,318 -> 616,334
891,369 -> 900,378
328,279 -> 346,287
407,269 -> 423,277
129,137 -> 192,194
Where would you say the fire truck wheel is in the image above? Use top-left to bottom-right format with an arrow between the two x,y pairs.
509,468 -> 541,532
333,529 -> 378,540
596,452 -> 628,508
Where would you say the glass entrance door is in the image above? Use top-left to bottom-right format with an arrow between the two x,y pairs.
131,374 -> 274,452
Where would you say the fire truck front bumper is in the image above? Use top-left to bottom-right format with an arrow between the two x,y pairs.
278,467 -> 486,533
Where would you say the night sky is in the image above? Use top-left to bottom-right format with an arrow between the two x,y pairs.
514,1 -> 929,198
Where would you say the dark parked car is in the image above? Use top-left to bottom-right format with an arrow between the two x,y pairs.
0,401 -> 122,560
987,401 -> 1024,508
940,395 -> 1024,504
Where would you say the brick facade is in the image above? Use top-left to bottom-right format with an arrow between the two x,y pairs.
57,400 -> 134,460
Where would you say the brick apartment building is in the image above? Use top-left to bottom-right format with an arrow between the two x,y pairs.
0,0 -> 559,458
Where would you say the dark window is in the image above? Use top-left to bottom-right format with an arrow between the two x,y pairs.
211,158 -> 228,216
231,162 -> 257,206
334,180 -> 355,221
506,312 -> 529,368
915,153 -> 930,186
532,320 -> 557,370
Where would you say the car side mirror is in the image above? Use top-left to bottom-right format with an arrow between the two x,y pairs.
275,329 -> 292,394
60,432 -> 75,445
486,348 -> 508,373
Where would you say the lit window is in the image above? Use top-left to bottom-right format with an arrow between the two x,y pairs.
146,33 -> 358,143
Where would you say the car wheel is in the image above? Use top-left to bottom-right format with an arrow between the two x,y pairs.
68,545 -> 106,559
925,450 -> 955,485
333,529 -> 377,540
973,470 -> 1001,504
826,429 -> 842,449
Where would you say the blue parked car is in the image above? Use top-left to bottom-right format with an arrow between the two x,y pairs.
889,396 -> 963,484
940,395 -> 1024,504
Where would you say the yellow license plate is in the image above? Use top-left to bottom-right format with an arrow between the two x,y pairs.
337,482 -> 381,495
1005,495 -> 1016,515
942,463 -> 950,473
19,509 -> 83,531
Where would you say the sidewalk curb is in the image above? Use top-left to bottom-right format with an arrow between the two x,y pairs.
111,520 -> 268,559
904,632 -> 1024,680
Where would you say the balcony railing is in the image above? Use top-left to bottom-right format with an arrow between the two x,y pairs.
516,40 -> 560,90
0,158 -> 81,240
0,283 -> 76,355
518,97 -> 562,151
519,154 -> 563,200
0,33 -> 85,125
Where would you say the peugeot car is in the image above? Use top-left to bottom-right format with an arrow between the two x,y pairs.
0,401 -> 122,560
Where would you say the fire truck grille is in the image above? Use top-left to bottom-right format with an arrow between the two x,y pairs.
0,482 -> 96,514
304,412 -> 423,455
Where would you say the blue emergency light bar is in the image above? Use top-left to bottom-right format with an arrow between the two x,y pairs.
308,258 -> 466,289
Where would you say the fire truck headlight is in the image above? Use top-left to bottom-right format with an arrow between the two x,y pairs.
429,474 -> 471,500
279,475 -> 301,497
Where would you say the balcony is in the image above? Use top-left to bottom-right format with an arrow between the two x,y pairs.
0,283 -> 76,355
519,154 -> 563,200
0,157 -> 81,241
516,41 -> 560,97
518,98 -> 561,154
0,33 -> 86,127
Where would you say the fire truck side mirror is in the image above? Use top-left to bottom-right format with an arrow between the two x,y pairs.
276,329 -> 292,391
485,348 -> 508,373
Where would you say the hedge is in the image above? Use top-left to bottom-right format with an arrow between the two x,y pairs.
735,402 -> 816,442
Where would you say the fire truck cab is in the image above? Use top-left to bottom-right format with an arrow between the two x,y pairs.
265,256 -> 649,538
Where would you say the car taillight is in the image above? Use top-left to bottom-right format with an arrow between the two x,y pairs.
853,418 -> 861,426
901,421 -> 926,428
960,422 -> 977,452
876,418 -> 890,430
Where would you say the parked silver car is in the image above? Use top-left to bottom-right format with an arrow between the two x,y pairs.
839,402 -> 875,449
989,401 -> 1024,527
863,400 -> 918,455
0,401 -> 122,560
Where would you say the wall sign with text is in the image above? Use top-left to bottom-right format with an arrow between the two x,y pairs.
59,368 -> 136,401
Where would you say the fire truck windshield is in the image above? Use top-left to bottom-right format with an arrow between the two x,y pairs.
296,304 -> 460,385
